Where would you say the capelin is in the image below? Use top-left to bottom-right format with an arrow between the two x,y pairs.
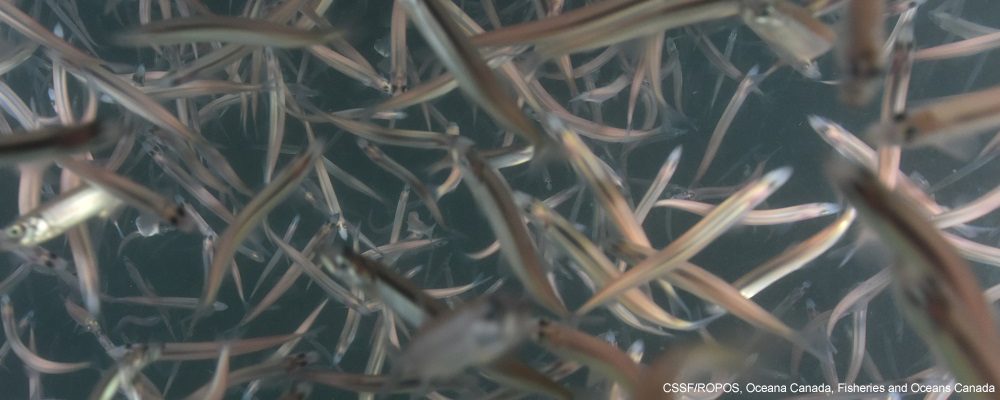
314,240 -> 356,276
840,60 -> 884,107
10,246 -> 66,269
166,203 -> 198,233
0,223 -> 28,246
285,352 -> 319,372
0,217 -> 49,248
392,294 -> 535,383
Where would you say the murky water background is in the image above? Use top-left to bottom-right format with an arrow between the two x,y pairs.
0,0 -> 999,398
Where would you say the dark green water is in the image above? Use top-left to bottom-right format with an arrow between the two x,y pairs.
0,0 -> 998,399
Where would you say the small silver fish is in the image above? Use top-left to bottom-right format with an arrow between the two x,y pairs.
392,295 -> 534,383
116,16 -> 342,48
0,120 -> 119,165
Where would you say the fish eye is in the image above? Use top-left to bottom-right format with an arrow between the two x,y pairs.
535,319 -> 551,340
750,3 -> 776,21
166,206 -> 185,226
286,352 -> 310,370
5,224 -> 25,238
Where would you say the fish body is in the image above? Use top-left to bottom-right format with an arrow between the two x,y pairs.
393,296 -> 534,383
117,16 -> 342,48
2,185 -> 123,247
0,121 -> 118,164
832,161 -> 1000,390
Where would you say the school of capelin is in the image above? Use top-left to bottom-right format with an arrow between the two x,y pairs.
0,0 -> 998,399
